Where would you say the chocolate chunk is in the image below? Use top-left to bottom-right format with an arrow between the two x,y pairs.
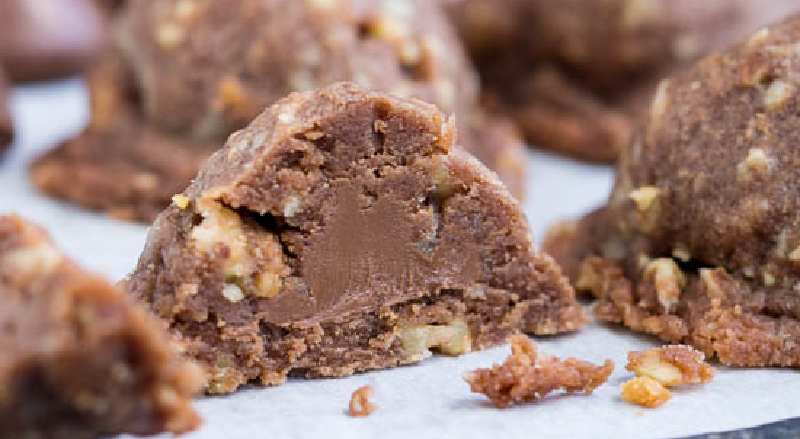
32,0 -> 525,222
126,83 -> 585,394
0,0 -> 105,82
544,14 -> 800,368
448,0 -> 800,162
0,215 -> 203,438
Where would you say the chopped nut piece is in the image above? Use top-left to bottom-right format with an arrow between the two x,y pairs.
348,386 -> 376,417
172,194 -> 190,209
464,335 -> 613,409
736,148 -> 772,183
398,319 -> 472,360
221,284 -> 244,303
621,377 -> 671,408
626,345 -> 714,387
765,80 -> 794,111
643,258 -> 685,313
156,22 -> 185,50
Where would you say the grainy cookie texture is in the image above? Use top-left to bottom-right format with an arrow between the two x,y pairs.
126,83 -> 586,394
448,0 -> 800,162
544,14 -> 800,368
464,334 -> 613,409
32,0 -> 525,222
0,215 -> 203,439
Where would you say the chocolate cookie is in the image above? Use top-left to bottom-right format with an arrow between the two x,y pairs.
0,69 -> 12,153
449,0 -> 800,162
33,0 -> 525,223
126,83 -> 586,394
0,0 -> 105,82
0,215 -> 203,438
544,14 -> 800,367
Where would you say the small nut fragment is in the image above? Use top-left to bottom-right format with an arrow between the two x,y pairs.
221,284 -> 244,303
736,148 -> 772,183
764,80 -> 794,111
398,318 -> 471,360
629,186 -> 662,232
156,22 -> 185,50
4,242 -> 62,281
621,377 -> 671,408
283,196 -> 302,218
172,194 -> 190,209
626,345 -> 714,387
643,259 -> 685,313
253,272 -> 282,299
348,386 -> 376,417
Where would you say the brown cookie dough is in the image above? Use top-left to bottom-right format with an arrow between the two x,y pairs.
0,0 -> 105,82
0,215 -> 203,438
449,0 -> 800,162
0,69 -> 12,153
126,83 -> 585,394
544,14 -> 800,368
32,0 -> 525,223
464,334 -> 613,409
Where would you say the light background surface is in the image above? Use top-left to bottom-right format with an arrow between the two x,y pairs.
1,80 -> 797,439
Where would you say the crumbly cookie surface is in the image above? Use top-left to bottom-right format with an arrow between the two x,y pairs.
464,334 -> 613,409
0,215 -> 203,439
126,83 -> 585,393
545,14 -> 800,368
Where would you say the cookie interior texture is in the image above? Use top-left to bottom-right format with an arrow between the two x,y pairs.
127,83 -> 585,394
0,215 -> 202,439
31,0 -> 525,223
544,14 -> 800,368
448,0 -> 800,162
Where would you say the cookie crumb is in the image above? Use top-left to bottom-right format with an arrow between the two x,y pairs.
463,335 -> 613,409
621,377 -> 671,408
626,345 -> 714,387
348,386 -> 376,417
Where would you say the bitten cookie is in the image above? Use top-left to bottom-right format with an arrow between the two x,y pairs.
449,0 -> 800,162
544,14 -> 800,368
126,83 -> 586,394
0,215 -> 203,438
0,0 -> 104,82
32,0 -> 525,222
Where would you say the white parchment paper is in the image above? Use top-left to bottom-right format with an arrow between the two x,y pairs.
2,80 -> 798,439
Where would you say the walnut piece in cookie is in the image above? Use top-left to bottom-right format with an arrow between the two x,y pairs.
627,345 -> 714,387
348,386 -> 376,417
464,334 -> 613,409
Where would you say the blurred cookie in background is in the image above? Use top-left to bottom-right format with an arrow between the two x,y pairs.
0,0 -> 105,83
0,68 -> 12,153
449,0 -> 800,162
32,0 -> 526,222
